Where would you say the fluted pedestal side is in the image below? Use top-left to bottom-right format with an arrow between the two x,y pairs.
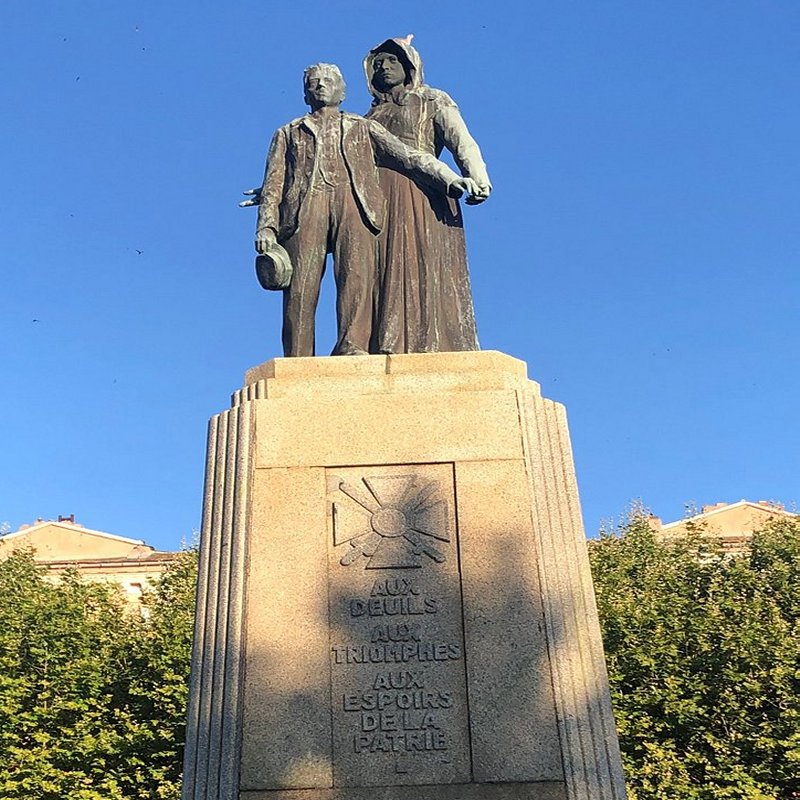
182,351 -> 626,800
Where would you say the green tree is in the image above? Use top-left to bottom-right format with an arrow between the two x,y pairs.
0,548 -> 197,799
590,514 -> 800,800
122,549 -> 197,799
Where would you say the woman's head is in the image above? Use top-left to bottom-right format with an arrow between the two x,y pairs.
365,37 -> 423,96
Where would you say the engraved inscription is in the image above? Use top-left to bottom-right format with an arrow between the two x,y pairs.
332,474 -> 449,569
327,464 -> 470,788
332,643 -> 462,664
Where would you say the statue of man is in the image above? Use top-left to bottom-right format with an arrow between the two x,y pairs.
250,63 -> 479,357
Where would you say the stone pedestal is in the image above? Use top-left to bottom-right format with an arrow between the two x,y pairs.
181,351 -> 627,800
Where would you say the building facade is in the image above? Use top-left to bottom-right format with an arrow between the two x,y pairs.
0,515 -> 176,605
649,500 -> 797,554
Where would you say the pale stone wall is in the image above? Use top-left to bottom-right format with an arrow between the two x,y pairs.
38,562 -> 172,604
1,523 -> 150,560
0,520 -> 175,605
183,352 -> 627,800
656,501 -> 796,554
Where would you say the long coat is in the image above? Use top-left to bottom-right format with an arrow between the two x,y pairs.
362,38 -> 490,354
256,111 -> 459,243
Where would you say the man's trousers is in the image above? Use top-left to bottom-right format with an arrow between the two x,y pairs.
281,184 -> 377,357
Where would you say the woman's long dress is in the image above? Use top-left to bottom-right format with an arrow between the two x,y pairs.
366,89 -> 487,353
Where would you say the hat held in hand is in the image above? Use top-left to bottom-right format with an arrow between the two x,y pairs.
255,242 -> 293,290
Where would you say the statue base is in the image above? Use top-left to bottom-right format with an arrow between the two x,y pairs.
181,351 -> 626,800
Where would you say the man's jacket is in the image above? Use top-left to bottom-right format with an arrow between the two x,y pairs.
256,111 -> 459,242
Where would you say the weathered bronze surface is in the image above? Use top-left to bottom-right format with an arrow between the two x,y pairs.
365,37 -> 491,354
246,63 -> 479,357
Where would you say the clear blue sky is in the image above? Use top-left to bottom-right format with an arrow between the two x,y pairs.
2,2 -> 798,550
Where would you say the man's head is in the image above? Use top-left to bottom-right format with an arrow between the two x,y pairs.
303,63 -> 346,109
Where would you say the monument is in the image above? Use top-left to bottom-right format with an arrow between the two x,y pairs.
182,47 -> 627,800
242,61 -> 480,357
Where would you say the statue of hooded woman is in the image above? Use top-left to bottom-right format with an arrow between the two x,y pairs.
365,36 -> 492,354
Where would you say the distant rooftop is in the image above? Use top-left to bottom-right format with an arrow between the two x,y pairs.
4,514 -> 148,547
649,499 -> 797,555
0,515 -> 178,606
648,499 -> 796,531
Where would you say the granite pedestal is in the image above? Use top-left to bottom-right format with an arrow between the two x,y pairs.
181,351 -> 627,800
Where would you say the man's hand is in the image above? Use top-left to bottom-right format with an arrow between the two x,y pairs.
255,228 -> 277,254
239,187 -> 262,208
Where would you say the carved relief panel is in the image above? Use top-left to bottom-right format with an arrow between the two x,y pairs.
326,464 -> 471,787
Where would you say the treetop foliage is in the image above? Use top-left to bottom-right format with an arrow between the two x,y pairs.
1,513 -> 797,799
0,547 -> 196,800
589,514 -> 800,800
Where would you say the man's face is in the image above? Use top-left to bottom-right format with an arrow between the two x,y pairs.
372,51 -> 406,90
305,70 -> 345,108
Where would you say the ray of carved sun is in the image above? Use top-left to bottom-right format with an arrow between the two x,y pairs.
332,474 -> 449,569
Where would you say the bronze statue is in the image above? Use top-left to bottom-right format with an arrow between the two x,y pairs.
246,63 -> 480,357
365,36 -> 491,354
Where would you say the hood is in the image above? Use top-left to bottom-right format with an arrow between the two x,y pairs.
364,36 -> 424,101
